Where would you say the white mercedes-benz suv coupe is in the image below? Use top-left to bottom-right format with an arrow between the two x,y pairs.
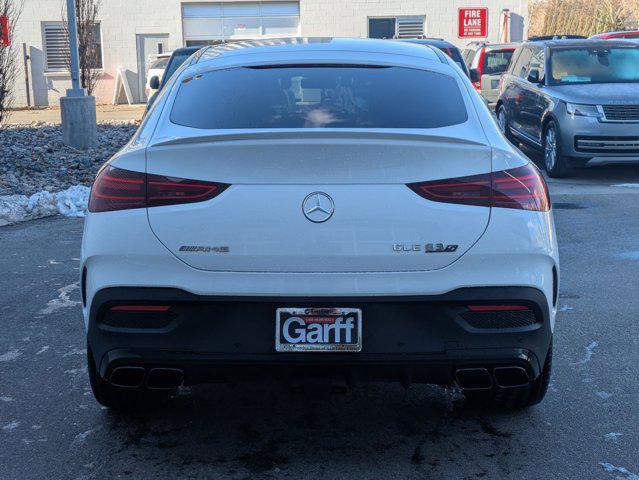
82,38 -> 558,411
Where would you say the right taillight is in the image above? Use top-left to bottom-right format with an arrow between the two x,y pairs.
407,164 -> 550,212
88,165 -> 229,213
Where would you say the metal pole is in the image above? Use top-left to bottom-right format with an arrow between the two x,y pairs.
65,0 -> 84,96
22,43 -> 31,107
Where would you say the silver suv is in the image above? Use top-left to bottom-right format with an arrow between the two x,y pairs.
496,40 -> 639,177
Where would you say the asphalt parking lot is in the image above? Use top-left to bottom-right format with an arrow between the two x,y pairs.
1,160 -> 639,480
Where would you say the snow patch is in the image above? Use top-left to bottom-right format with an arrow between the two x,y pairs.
612,183 -> 639,188
0,396 -> 14,402
572,341 -> 598,366
599,462 -> 639,480
0,185 -> 90,226
604,433 -> 622,443
72,427 -> 101,446
559,304 -> 573,312
2,421 -> 20,431
36,346 -> 50,355
0,349 -> 22,362
596,391 -> 612,400
40,283 -> 81,315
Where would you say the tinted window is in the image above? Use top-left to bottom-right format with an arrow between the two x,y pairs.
171,66 -> 468,129
511,48 -> 533,79
529,47 -> 546,81
162,53 -> 195,84
549,46 -> 639,84
440,47 -> 468,73
483,49 -> 514,75
150,57 -> 169,69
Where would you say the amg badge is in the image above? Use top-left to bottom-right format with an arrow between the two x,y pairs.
179,245 -> 230,253
393,243 -> 459,253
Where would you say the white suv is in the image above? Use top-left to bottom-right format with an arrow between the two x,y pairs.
82,38 -> 558,411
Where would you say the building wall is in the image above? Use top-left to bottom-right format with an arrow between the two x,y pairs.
300,0 -> 528,46
10,0 -> 527,108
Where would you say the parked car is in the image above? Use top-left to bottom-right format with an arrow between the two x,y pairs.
145,46 -> 203,112
496,39 -> 639,177
398,38 -> 470,77
144,53 -> 171,100
527,35 -> 586,41
462,42 -> 520,106
83,38 -> 556,411
590,30 -> 639,40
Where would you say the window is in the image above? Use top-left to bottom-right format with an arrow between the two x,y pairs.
549,46 -> 639,85
529,47 -> 545,81
170,65 -> 468,129
42,22 -> 102,71
482,49 -> 515,76
511,47 -> 532,79
368,16 -> 425,39
182,2 -> 300,43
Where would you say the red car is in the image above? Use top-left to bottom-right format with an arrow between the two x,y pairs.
590,30 -> 639,40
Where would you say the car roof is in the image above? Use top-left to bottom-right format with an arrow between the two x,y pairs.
398,38 -> 459,49
171,46 -> 202,56
483,42 -> 521,51
526,38 -> 638,48
591,30 -> 639,37
195,37 -> 443,65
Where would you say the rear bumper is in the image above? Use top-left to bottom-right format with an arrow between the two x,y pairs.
88,286 -> 552,388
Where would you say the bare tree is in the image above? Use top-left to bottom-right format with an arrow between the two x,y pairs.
62,0 -> 102,96
0,0 -> 22,125
529,0 -> 639,37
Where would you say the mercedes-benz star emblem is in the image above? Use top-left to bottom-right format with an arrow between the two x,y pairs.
302,192 -> 335,223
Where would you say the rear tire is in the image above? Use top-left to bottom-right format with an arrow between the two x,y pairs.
87,343 -> 170,412
464,339 -> 553,409
543,121 -> 571,178
497,105 -> 517,144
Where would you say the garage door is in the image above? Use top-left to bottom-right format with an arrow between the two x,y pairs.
183,1 -> 300,45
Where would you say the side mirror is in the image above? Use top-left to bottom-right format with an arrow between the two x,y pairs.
149,75 -> 161,90
469,68 -> 479,84
527,69 -> 541,84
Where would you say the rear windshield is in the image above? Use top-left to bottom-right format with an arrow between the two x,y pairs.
170,65 -> 468,129
482,50 -> 514,75
150,57 -> 169,69
549,46 -> 639,84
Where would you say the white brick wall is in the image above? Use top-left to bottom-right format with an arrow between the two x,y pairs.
9,0 -> 527,107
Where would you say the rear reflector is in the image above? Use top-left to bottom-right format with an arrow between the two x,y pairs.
407,164 -> 550,212
466,305 -> 529,311
89,165 -> 229,212
110,305 -> 171,312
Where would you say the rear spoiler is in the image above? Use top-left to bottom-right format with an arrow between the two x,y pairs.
151,130 -> 486,148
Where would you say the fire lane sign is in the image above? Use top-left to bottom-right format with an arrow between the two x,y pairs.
458,8 -> 488,38
0,15 -> 9,46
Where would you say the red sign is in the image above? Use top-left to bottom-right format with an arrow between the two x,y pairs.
0,15 -> 9,46
458,8 -> 488,38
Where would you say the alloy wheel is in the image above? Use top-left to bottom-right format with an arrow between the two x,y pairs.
544,127 -> 557,171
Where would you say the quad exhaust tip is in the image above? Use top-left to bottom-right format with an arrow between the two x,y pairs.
493,366 -> 530,388
108,366 -> 184,390
109,366 -> 146,388
455,367 -> 493,390
455,366 -> 531,390
146,368 -> 184,390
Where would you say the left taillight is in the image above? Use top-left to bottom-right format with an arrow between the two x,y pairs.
88,165 -> 229,213
407,164 -> 550,212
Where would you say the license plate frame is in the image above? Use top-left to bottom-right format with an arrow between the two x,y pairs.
275,307 -> 362,353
